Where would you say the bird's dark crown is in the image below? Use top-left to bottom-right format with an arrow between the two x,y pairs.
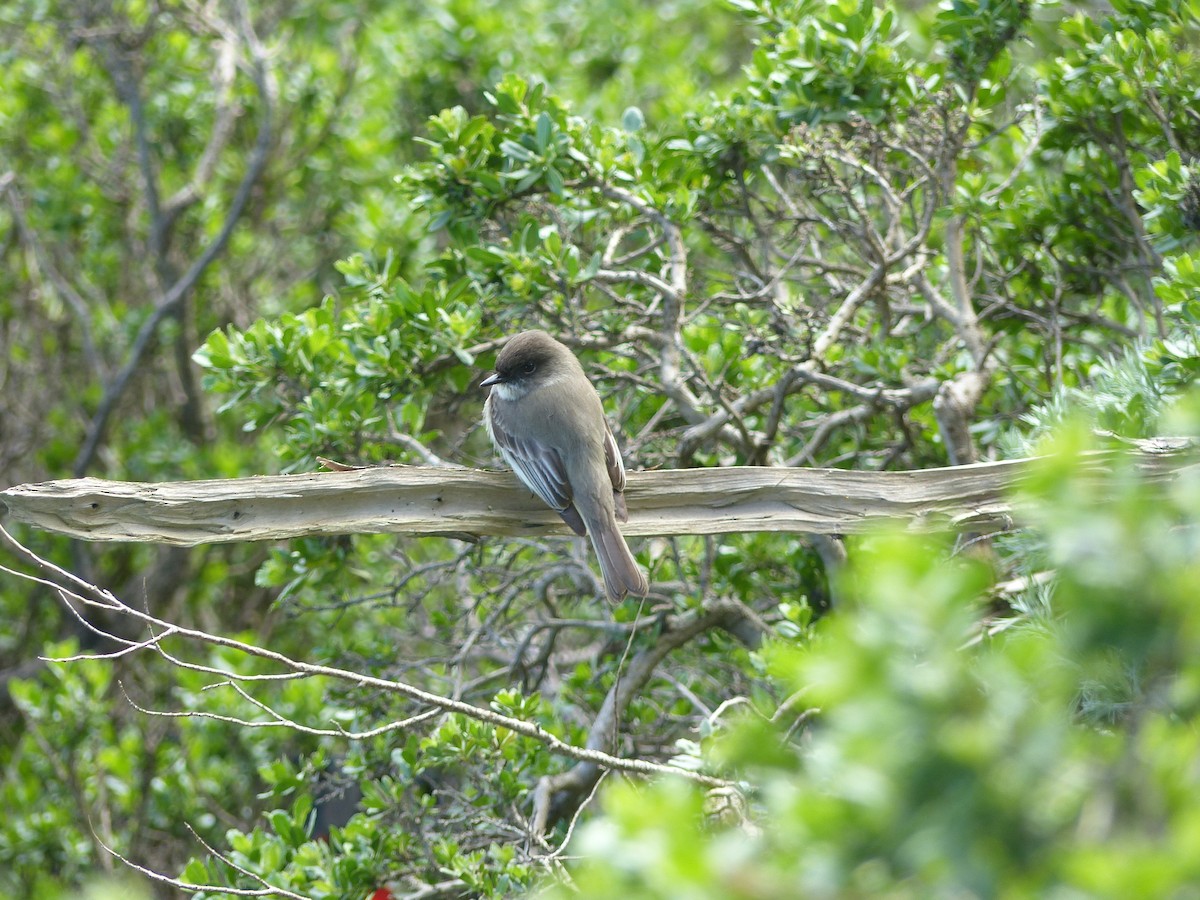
492,330 -> 563,382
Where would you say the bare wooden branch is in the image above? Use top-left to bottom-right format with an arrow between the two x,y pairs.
530,597 -> 762,834
71,10 -> 276,477
2,445 -> 1193,545
934,371 -> 991,467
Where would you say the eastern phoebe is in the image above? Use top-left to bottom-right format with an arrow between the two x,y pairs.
482,330 -> 649,602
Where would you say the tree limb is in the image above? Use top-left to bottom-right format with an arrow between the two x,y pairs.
2,445 -> 1194,545
530,598 -> 762,834
72,10 -> 275,476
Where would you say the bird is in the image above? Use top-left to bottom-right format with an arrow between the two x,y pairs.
481,330 -> 649,602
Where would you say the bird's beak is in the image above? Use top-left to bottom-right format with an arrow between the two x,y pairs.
480,372 -> 503,388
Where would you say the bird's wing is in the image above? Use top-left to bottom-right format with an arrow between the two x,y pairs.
496,432 -> 571,511
603,426 -> 627,492
489,404 -> 587,534
603,425 -> 630,523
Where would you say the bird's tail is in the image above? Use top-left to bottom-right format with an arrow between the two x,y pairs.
588,516 -> 649,603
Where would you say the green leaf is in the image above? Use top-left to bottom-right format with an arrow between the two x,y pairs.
535,112 -> 553,152
499,139 -> 534,163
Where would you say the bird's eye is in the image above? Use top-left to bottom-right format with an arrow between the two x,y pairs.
522,361 -> 536,375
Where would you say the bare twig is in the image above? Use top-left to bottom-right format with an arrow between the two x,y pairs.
0,524 -> 733,789
119,678 -> 442,739
93,829 -> 309,899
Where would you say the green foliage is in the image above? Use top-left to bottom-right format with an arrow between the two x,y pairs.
545,401 -> 1200,897
1000,0 -> 1200,355
1137,152 -> 1198,255
7,0 -> 1200,896
194,259 -> 482,469
373,0 -> 750,127
134,2 -> 1200,891
1010,323 -> 1200,450
178,695 -> 564,897
741,0 -> 913,126
0,640 -> 333,898
182,791 -> 409,900
935,0 -> 1031,90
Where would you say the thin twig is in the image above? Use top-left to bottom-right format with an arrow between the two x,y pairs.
0,524 -> 733,789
